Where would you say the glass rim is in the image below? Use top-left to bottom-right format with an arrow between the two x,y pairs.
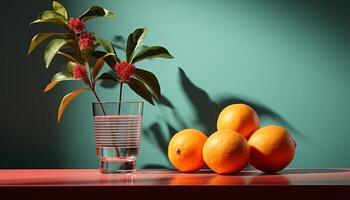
92,100 -> 144,105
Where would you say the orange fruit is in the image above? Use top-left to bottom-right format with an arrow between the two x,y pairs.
168,129 -> 207,172
248,125 -> 296,173
217,104 -> 259,139
202,129 -> 250,174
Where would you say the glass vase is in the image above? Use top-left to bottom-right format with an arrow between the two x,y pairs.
92,101 -> 144,173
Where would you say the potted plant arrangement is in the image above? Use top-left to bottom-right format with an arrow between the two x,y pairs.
28,1 -> 173,173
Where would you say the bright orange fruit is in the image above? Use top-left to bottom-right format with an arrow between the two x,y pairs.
217,104 -> 259,139
248,125 -> 296,173
168,129 -> 207,172
202,129 -> 250,174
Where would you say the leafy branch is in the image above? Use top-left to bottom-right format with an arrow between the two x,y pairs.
102,28 -> 174,105
28,1 -> 114,122
28,1 -> 174,123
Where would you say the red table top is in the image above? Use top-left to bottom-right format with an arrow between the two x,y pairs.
0,168 -> 349,186
0,168 -> 349,199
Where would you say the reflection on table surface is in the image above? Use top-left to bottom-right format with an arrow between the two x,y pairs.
0,168 -> 349,186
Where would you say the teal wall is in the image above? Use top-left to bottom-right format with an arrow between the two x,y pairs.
2,0 -> 349,169
61,0 -> 350,169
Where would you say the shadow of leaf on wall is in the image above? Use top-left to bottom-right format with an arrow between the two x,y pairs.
142,67 -> 304,169
179,68 -> 304,138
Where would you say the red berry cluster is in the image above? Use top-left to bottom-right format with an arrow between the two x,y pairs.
79,32 -> 95,50
73,64 -> 89,84
114,61 -> 136,82
67,17 -> 84,33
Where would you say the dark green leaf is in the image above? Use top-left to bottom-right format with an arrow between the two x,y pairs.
53,1 -> 68,19
44,71 -> 75,93
58,88 -> 87,122
96,38 -> 121,62
126,28 -> 147,63
92,51 -> 117,68
44,39 -> 67,68
57,51 -> 81,64
131,46 -> 174,64
129,77 -> 154,105
31,10 -> 67,27
134,69 -> 161,101
92,53 -> 114,80
79,6 -> 114,22
27,33 -> 67,55
92,50 -> 106,58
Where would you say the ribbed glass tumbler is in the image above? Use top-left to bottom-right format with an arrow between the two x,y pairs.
92,101 -> 144,173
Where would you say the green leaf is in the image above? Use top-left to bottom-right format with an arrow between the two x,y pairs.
92,50 -> 107,58
67,61 -> 77,72
52,1 -> 68,19
31,10 -> 67,27
44,71 -> 75,93
51,71 -> 74,82
126,28 -> 147,63
31,18 -> 67,28
96,38 -> 120,62
58,88 -> 87,122
97,38 -> 115,53
92,53 -> 114,81
27,33 -> 67,55
57,51 -> 82,64
37,10 -> 66,20
129,77 -> 154,105
79,6 -> 114,22
92,51 -> 117,68
131,46 -> 174,64
134,69 -> 161,101
44,39 -> 67,68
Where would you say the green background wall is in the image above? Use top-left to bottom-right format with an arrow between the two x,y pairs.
1,0 -> 350,169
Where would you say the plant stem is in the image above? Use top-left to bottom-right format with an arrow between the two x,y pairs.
92,88 -> 107,115
75,30 -> 121,157
118,83 -> 123,115
114,83 -> 124,158
92,83 -> 121,158
84,61 -> 107,115
84,61 -> 94,86
86,58 -> 122,157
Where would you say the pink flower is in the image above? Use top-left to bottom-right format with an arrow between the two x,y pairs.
114,61 -> 136,82
79,32 -> 95,50
67,17 -> 85,33
73,64 -> 89,84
